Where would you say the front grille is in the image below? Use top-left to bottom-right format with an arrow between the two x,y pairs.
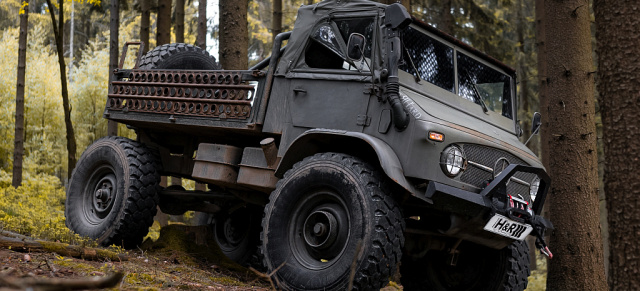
460,144 -> 537,202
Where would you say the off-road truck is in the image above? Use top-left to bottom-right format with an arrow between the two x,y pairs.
65,1 -> 553,290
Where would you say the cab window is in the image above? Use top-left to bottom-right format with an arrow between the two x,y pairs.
457,53 -> 513,119
400,26 -> 455,92
304,18 -> 375,70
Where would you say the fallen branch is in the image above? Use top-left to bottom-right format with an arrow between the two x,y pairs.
0,272 -> 123,290
0,231 -> 127,261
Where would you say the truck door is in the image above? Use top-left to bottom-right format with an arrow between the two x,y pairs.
287,18 -> 376,132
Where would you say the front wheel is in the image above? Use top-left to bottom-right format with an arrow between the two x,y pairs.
65,137 -> 161,249
400,240 -> 531,291
261,153 -> 404,291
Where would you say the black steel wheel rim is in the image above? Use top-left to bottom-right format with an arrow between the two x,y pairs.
82,164 -> 118,225
215,209 -> 251,252
289,189 -> 351,270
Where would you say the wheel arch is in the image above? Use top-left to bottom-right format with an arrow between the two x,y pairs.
275,129 -> 418,195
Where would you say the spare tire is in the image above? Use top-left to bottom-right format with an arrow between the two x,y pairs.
139,43 -> 221,70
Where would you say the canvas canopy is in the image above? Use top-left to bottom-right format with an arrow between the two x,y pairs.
275,0 -> 387,77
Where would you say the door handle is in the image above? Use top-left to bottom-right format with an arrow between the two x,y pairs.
293,88 -> 307,95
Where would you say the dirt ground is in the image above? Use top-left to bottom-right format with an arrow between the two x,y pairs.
0,248 -> 270,290
0,224 -> 405,290
0,225 -> 272,290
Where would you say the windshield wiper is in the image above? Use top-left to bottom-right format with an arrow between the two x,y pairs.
471,82 -> 489,114
403,47 -> 421,83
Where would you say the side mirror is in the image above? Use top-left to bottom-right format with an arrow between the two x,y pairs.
524,112 -> 541,146
531,112 -> 541,135
384,3 -> 412,30
347,33 -> 365,61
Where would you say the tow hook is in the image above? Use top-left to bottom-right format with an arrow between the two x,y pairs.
528,216 -> 553,259
533,229 -> 553,259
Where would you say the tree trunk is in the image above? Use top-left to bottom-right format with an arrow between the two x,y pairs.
440,0 -> 454,35
272,0 -> 282,41
175,0 -> 185,43
12,0 -> 29,188
108,0 -> 119,136
46,0 -> 78,180
594,1 -> 640,289
542,0 -> 607,290
157,0 -> 172,46
140,0 -> 150,53
516,0 -> 536,269
401,0 -> 411,12
197,0 -> 207,49
219,0 -> 248,70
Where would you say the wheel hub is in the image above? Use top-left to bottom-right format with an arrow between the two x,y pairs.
303,210 -> 338,249
223,218 -> 243,245
92,175 -> 116,214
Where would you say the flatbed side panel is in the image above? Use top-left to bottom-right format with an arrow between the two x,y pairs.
105,69 -> 266,131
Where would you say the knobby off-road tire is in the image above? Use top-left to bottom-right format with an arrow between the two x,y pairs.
194,205 -> 263,268
400,240 -> 530,291
139,43 -> 221,70
261,152 -> 405,291
66,137 -> 162,249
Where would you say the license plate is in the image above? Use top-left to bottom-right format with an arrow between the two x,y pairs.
483,214 -> 533,241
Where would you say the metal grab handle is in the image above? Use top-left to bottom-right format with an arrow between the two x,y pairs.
118,41 -> 146,70
293,88 -> 307,95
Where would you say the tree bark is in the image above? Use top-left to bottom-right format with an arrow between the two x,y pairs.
219,0 -> 248,70
140,0 -> 150,53
197,0 -> 207,49
594,1 -> 640,289
157,0 -> 172,46
108,0 -> 119,136
46,0 -> 77,180
12,0 -> 29,188
517,0 -> 536,269
272,0 -> 282,41
440,0 -> 454,35
401,0 -> 411,12
175,0 -> 185,43
542,0 -> 607,290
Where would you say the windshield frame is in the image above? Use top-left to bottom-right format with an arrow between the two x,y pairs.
398,23 -> 517,134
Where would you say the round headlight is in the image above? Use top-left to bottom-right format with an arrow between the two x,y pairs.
529,177 -> 540,202
440,145 -> 466,177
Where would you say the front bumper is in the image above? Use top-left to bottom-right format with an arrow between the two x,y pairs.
424,164 -> 553,249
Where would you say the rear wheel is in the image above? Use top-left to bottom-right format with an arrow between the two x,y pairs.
66,137 -> 161,248
194,204 -> 262,267
400,240 -> 531,291
261,153 -> 404,291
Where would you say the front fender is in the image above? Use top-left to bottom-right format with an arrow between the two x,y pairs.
276,129 -> 422,197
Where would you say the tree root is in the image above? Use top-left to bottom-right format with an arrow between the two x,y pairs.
0,272 -> 123,290
0,230 -> 127,261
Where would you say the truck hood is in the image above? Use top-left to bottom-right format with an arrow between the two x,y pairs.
400,87 -> 543,168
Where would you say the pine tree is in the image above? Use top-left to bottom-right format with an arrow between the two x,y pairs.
219,0 -> 248,70
175,0 -> 185,43
197,0 -> 207,49
45,0 -> 78,179
542,0 -> 607,289
12,0 -> 29,188
594,1 -> 640,289
157,0 -> 172,46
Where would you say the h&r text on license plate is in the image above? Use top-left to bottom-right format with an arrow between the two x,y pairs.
483,214 -> 533,241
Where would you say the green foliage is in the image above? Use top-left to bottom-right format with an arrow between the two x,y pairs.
527,254 -> 548,291
0,170 -> 88,244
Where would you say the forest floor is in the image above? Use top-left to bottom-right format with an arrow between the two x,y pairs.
0,225 -> 273,290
